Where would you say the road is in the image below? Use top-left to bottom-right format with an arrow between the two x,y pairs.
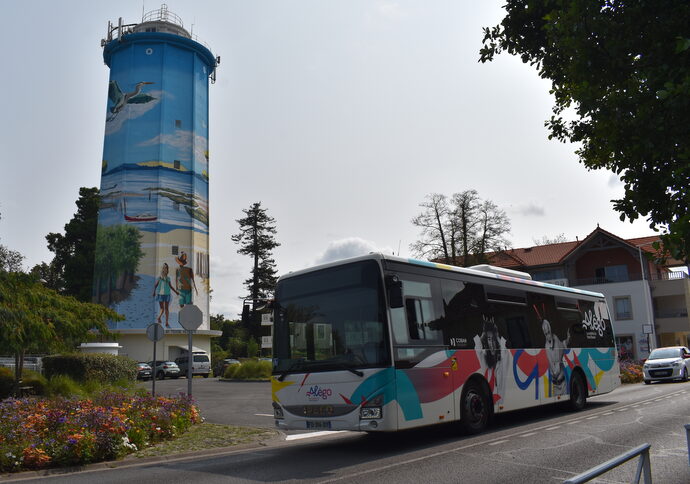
5,379 -> 690,483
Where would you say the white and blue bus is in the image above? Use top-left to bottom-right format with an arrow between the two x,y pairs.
271,254 -> 619,434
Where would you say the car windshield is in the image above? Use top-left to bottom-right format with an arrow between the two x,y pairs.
273,260 -> 391,375
648,348 -> 682,359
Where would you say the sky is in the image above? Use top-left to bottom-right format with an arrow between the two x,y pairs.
0,1 -> 660,319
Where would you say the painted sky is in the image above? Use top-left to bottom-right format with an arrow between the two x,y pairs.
0,1 -> 660,318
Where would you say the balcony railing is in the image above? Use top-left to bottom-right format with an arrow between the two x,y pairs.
654,309 -> 689,319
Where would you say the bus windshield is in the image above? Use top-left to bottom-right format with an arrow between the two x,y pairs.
273,260 -> 390,375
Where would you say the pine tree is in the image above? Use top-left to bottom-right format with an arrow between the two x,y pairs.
231,202 -> 280,337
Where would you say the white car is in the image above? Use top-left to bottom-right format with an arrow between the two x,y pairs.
643,346 -> 690,384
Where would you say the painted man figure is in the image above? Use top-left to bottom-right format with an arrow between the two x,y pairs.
542,318 -> 571,396
175,251 -> 198,308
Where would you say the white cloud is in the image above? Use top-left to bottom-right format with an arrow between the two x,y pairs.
515,203 -> 545,217
314,237 -> 395,265
138,129 -> 209,166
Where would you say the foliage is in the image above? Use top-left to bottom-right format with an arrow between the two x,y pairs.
480,0 -> 690,265
223,359 -> 271,380
45,187 -> 100,301
93,224 -> 145,305
42,354 -> 137,384
232,202 -> 280,338
0,271 -> 122,392
0,391 -> 201,472
619,360 -> 644,384
532,233 -> 568,246
0,245 -> 24,273
410,190 -> 511,266
246,338 -> 260,359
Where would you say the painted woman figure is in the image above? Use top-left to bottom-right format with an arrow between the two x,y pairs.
152,262 -> 179,327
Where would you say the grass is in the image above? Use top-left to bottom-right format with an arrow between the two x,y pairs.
131,423 -> 278,458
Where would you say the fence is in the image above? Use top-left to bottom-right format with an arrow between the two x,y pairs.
564,443 -> 652,483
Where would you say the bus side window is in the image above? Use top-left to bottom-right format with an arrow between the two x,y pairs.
405,298 -> 422,340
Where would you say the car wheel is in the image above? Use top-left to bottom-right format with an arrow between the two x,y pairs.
203,373 -> 209,378
643,379 -> 651,385
682,368 -> 688,382
460,380 -> 490,434
157,371 -> 165,380
567,371 -> 586,411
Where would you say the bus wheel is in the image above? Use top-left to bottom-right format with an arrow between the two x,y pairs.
567,371 -> 586,411
460,380 -> 489,434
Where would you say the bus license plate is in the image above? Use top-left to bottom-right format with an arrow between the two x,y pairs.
306,420 -> 331,430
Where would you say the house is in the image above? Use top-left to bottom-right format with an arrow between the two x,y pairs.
441,227 -> 689,361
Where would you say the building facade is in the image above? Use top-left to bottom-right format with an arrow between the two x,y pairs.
94,6 -> 220,362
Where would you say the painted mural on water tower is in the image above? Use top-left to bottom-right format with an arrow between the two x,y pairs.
93,5 -> 217,330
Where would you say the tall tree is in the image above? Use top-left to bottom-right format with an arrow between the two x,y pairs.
0,271 -> 120,393
46,187 -> 100,301
231,202 -> 280,337
411,190 -> 511,266
480,0 -> 690,267
0,211 -> 24,273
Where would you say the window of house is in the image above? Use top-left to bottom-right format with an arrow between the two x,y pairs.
614,296 -> 633,320
532,269 -> 565,281
595,265 -> 629,283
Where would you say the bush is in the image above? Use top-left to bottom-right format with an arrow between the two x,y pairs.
224,360 -> 271,380
0,367 -> 14,399
43,354 -> 137,383
620,360 -> 644,384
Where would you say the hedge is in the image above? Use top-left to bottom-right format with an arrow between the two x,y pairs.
42,354 -> 137,383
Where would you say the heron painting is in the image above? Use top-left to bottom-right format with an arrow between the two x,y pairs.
107,80 -> 156,121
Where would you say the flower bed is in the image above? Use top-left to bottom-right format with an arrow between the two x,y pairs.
619,360 -> 644,384
0,391 -> 201,472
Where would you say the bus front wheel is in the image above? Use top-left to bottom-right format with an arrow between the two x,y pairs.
460,380 -> 490,434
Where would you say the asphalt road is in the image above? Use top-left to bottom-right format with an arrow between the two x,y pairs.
5,379 -> 690,483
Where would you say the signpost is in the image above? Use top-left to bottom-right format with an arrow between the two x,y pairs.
145,323 -> 165,396
179,304 -> 203,397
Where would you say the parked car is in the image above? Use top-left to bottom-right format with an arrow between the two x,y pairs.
216,358 -> 241,377
147,360 -> 181,380
643,346 -> 690,384
175,353 -> 211,378
136,362 -> 152,381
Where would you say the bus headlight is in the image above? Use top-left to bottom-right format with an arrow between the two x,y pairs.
360,395 -> 383,419
360,407 -> 382,419
273,402 -> 284,419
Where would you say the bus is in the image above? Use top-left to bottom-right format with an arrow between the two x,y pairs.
271,254 -> 619,434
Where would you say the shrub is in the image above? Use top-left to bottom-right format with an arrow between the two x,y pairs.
225,360 -> 271,380
45,374 -> 85,398
620,360 -> 644,384
0,367 -> 14,399
20,370 -> 47,396
43,354 -> 137,383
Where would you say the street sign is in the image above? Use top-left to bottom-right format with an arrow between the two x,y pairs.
146,323 -> 165,342
179,304 -> 203,331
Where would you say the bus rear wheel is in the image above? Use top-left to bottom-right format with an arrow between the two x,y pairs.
460,380 -> 490,434
567,371 -> 586,411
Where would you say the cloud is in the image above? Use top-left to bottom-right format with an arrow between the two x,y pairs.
314,237 -> 395,265
514,203 -> 545,217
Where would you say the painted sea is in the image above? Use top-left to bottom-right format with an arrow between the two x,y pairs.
98,164 -> 209,235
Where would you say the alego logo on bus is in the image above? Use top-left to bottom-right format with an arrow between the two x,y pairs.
306,385 -> 332,401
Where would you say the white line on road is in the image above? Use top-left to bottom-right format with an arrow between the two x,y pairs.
520,432 -> 537,437
255,413 -> 274,417
488,440 -> 509,446
286,431 -> 347,441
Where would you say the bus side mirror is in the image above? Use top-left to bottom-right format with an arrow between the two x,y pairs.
386,275 -> 403,308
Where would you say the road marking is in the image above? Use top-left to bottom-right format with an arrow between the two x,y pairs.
520,432 -> 536,437
585,416 -> 598,420
602,412 -> 614,416
567,421 -> 581,425
255,413 -> 274,417
286,431 -> 347,441
545,426 -> 561,430
488,440 -> 509,446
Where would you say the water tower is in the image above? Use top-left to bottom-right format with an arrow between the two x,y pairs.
94,5 -> 219,358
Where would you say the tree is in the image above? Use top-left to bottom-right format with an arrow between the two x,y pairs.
533,233 -> 568,246
231,202 -> 280,338
480,0 -> 690,267
46,187 -> 100,301
0,271 -> 121,393
93,224 -> 145,305
0,211 -> 24,273
411,190 -> 511,266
